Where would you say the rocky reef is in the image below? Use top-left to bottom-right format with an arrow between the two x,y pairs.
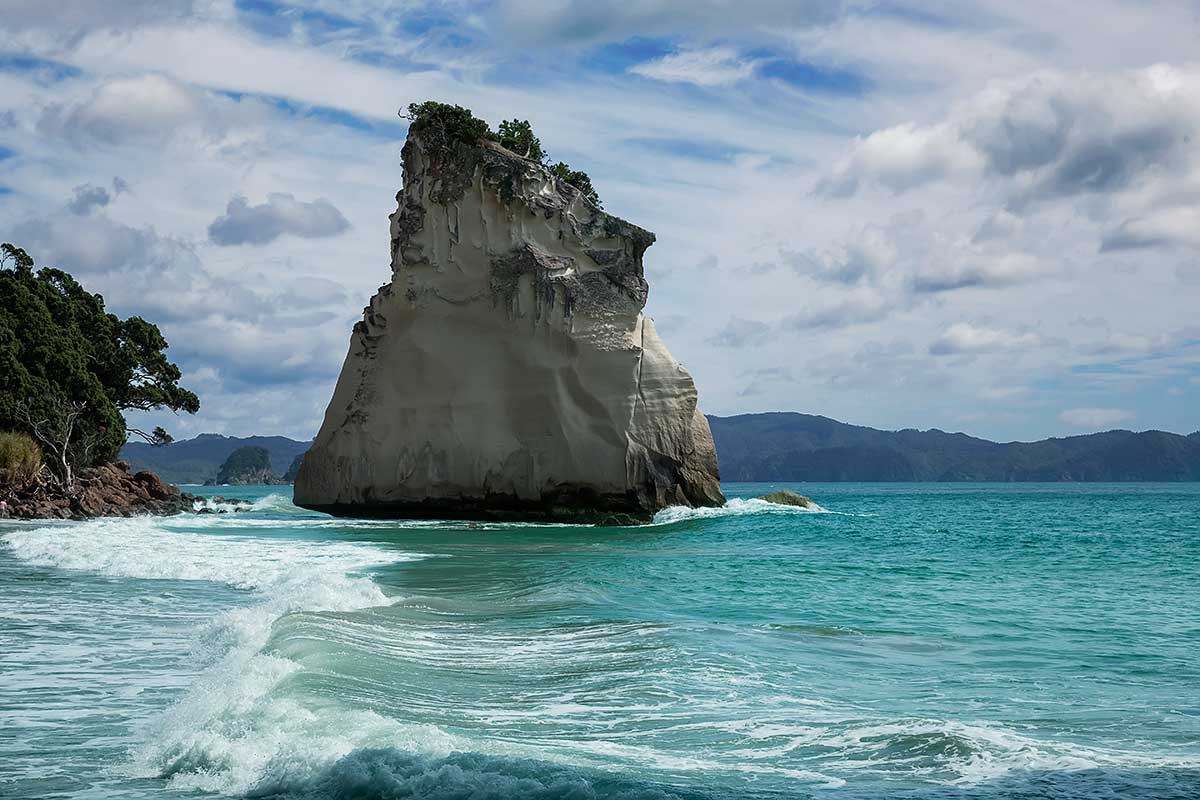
295,120 -> 724,523
0,461 -> 198,520
757,490 -> 815,509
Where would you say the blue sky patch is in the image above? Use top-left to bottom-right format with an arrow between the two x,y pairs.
585,37 -> 677,75
626,137 -> 741,162
0,53 -> 82,84
0,146 -> 15,161
235,0 -> 363,42
756,57 -> 869,96
218,89 -> 406,138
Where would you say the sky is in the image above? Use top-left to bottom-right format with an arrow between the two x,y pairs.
2,0 -> 1198,443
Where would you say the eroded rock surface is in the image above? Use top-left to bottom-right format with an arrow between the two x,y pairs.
0,461 -> 198,520
295,127 -> 723,523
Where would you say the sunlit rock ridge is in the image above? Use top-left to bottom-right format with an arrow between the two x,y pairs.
294,123 -> 724,522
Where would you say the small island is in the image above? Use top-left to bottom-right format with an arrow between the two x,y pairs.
206,446 -> 288,486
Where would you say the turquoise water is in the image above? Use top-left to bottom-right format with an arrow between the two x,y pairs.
2,483 -> 1199,799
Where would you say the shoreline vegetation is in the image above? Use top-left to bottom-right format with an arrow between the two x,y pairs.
0,242 -> 201,520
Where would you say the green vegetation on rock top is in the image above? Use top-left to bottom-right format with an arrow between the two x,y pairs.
402,101 -> 602,207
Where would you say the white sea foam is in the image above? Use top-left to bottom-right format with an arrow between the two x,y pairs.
2,512 -> 433,795
651,496 -> 829,525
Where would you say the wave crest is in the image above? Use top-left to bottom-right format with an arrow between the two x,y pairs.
246,747 -> 725,800
652,497 -> 827,525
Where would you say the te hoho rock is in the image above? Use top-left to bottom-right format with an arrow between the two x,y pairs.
295,127 -> 724,523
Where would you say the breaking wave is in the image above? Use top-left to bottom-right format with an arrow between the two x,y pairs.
652,496 -> 829,525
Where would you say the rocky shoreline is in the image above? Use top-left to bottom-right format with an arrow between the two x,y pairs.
0,461 -> 250,521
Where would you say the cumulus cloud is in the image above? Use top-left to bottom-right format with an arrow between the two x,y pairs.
67,183 -> 111,215
910,250 -> 1045,293
819,121 -> 978,197
782,289 -> 893,330
929,322 -> 1043,355
12,211 -> 195,278
631,47 -> 758,88
37,73 -> 271,151
1101,207 -> 1200,251
208,193 -> 350,246
821,64 -> 1200,216
783,225 -> 898,285
1058,407 -> 1135,429
40,74 -> 205,147
708,316 -> 771,348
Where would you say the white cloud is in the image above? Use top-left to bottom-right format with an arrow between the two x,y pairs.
821,64 -> 1200,212
208,193 -> 351,246
67,183 -> 111,215
1058,407 -> 1135,429
708,316 -> 771,348
784,224 -> 898,284
1102,207 -> 1200,251
782,287 -> 894,330
819,121 -> 979,196
910,249 -> 1045,293
929,322 -> 1043,355
40,74 -> 206,147
631,47 -> 758,88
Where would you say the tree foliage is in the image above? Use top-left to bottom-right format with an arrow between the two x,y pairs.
548,162 -> 601,207
402,101 -> 603,208
0,243 -> 198,485
494,119 -> 544,161
402,101 -> 493,149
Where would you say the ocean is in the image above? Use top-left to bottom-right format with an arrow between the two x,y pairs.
2,483 -> 1198,799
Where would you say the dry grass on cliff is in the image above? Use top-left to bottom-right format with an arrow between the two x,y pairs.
0,431 -> 42,489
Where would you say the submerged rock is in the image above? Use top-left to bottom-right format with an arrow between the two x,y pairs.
758,490 -> 814,508
295,121 -> 724,523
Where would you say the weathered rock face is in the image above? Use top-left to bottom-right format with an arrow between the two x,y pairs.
0,461 -> 198,520
295,129 -> 724,523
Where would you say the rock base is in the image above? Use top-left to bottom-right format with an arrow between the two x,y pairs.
0,461 -> 199,520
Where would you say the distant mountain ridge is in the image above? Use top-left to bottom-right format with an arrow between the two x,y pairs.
121,434 -> 310,485
708,413 -> 1200,482
125,419 -> 1200,486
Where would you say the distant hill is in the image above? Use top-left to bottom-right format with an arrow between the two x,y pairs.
125,418 -> 1200,486
708,413 -> 1200,481
121,434 -> 310,485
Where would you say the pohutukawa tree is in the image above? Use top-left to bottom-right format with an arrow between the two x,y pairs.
0,242 -> 198,488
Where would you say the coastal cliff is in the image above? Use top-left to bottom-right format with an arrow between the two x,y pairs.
295,115 -> 723,522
